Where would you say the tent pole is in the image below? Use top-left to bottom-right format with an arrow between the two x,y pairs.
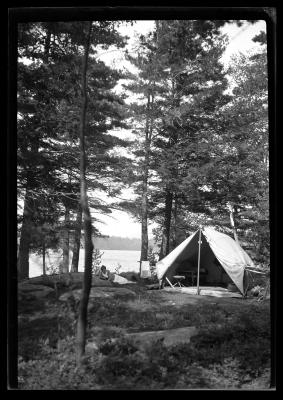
197,227 -> 202,295
166,277 -> 175,289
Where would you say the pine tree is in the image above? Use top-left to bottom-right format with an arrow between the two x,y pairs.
123,20 -> 230,260
17,23 -> 67,279
203,33 -> 269,261
166,28 -> 269,263
76,20 -> 93,363
147,20 -> 229,257
123,27 -> 166,265
17,22 -> 131,278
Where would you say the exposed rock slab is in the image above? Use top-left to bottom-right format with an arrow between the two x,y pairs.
18,283 -> 55,299
124,326 -> 198,349
85,326 -> 198,354
22,272 -> 135,288
59,286 -> 136,302
22,273 -> 114,288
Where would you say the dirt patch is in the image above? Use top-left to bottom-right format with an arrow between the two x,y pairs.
145,289 -> 214,307
95,285 -> 258,312
145,288 -> 259,309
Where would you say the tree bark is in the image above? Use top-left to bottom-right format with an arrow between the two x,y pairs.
140,93 -> 154,263
159,189 -> 173,260
18,192 -> 32,280
76,21 -> 93,364
158,82 -> 179,261
61,206 -> 70,273
71,203 -> 82,273
42,240 -> 46,275
228,202 -> 239,244
18,137 -> 39,280
172,193 -> 178,248
44,26 -> 51,61
140,195 -> 148,264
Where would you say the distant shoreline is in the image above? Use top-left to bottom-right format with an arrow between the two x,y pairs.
93,236 -> 156,251
29,249 -> 141,278
98,248 -> 140,251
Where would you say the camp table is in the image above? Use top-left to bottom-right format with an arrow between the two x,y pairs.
178,269 -> 207,286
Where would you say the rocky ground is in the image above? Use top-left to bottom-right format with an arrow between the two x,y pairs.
17,274 -> 272,390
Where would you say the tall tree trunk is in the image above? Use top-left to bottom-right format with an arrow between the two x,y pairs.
159,189 -> 173,260
18,191 -> 32,280
140,93 -> 154,264
71,203 -> 82,273
228,202 -> 239,244
76,21 -> 93,363
158,87 -> 179,261
42,240 -> 46,275
18,137 -> 39,280
172,193 -> 178,248
140,192 -> 148,263
62,206 -> 70,273
44,26 -> 51,61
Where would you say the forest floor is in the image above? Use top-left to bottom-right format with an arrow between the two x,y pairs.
18,280 -> 272,390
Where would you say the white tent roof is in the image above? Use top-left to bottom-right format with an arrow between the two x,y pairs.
156,227 -> 255,294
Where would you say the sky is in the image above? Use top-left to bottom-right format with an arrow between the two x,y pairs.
94,19 -> 267,239
220,20 -> 266,65
97,20 -> 266,69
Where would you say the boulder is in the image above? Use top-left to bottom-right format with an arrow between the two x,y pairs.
119,271 -> 140,282
91,275 -> 113,287
112,274 -> 136,285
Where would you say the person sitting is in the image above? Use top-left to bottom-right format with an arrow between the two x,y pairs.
99,265 -> 110,280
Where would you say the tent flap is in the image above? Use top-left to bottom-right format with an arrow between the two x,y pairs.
203,228 -> 254,294
156,231 -> 198,281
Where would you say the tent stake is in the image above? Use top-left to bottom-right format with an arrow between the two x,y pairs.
197,227 -> 202,295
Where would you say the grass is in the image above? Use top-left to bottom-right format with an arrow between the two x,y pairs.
17,282 -> 271,390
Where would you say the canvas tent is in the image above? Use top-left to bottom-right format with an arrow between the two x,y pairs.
156,227 -> 255,295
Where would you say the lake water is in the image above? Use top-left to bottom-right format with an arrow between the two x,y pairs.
29,249 -> 141,278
